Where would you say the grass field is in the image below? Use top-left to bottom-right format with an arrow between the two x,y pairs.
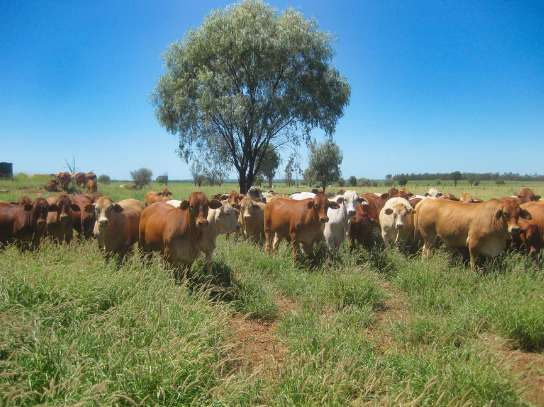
1,176 -> 544,406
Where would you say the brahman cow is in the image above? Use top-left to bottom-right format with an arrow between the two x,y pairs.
264,193 -> 340,261
348,192 -> 383,250
71,194 -> 95,239
46,195 -> 80,244
516,188 -> 540,203
517,201 -> 544,254
379,197 -> 415,250
55,171 -> 72,191
139,192 -> 221,280
86,179 -> 98,194
10,196 -> 32,205
323,190 -> 367,254
425,187 -> 443,198
72,172 -> 87,187
167,199 -> 240,273
415,197 -> 531,270
144,189 -> 173,206
44,179 -> 61,192
84,197 -> 145,258
238,196 -> 266,242
0,198 -> 58,250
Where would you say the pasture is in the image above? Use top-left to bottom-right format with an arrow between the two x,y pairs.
1,176 -> 544,406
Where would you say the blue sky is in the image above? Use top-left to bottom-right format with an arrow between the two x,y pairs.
1,0 -> 543,181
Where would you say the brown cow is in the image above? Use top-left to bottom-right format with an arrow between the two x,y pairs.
46,195 -> 80,244
517,201 -> 544,254
348,200 -> 380,250
71,194 -> 95,238
516,188 -> 540,203
0,198 -> 59,250
415,197 -> 532,270
84,197 -> 145,258
55,171 -> 71,191
44,179 -> 61,192
264,194 -> 340,260
72,172 -> 87,186
139,192 -> 222,280
10,196 -> 32,205
86,179 -> 98,194
144,189 -> 173,206
238,196 -> 266,242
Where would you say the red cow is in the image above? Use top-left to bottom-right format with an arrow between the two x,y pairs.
264,194 -> 340,260
86,179 -> 98,194
10,196 -> 32,205
348,200 -> 380,249
44,179 -> 61,192
0,198 -> 59,250
139,192 -> 221,280
72,172 -> 87,186
55,171 -> 71,191
517,201 -> 544,254
516,188 -> 541,203
46,195 -> 80,244
71,194 -> 95,239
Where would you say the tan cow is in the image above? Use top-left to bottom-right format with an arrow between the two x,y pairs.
139,192 -> 221,280
415,197 -> 531,269
238,197 -> 266,242
84,197 -> 144,258
379,197 -> 415,250
264,194 -> 340,260
144,189 -> 173,206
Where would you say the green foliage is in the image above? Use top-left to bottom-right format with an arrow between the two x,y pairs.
337,177 -> 345,187
257,144 -> 280,188
435,178 -> 442,185
150,0 -> 350,192
130,167 -> 153,189
307,139 -> 342,192
395,174 -> 409,186
348,175 -> 357,187
156,174 -> 168,185
496,179 -> 506,185
97,174 -> 111,184
452,170 -> 462,187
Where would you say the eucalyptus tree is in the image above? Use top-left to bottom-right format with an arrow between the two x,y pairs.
258,144 -> 280,188
307,140 -> 343,193
150,0 -> 350,193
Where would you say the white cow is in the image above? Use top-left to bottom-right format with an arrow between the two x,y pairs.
425,188 -> 443,198
290,191 -> 317,200
323,190 -> 368,254
167,200 -> 240,273
379,197 -> 415,250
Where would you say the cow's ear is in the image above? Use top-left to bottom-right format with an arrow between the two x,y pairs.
520,209 -> 532,220
233,203 -> 241,211
336,197 -> 344,204
358,197 -> 368,204
113,204 -> 124,213
408,208 -> 415,214
83,204 -> 94,213
221,194 -> 229,201
158,192 -> 163,196
180,200 -> 189,210
534,196 -> 541,201
307,201 -> 314,209
380,193 -> 388,199
261,197 -> 267,204
49,204 -> 60,213
328,201 -> 340,209
239,194 -> 245,200
209,199 -> 222,209
495,208 -> 503,220
71,204 -> 81,212
23,204 -> 33,211
385,208 -> 393,215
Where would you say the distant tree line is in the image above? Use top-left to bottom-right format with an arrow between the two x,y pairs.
392,172 -> 544,182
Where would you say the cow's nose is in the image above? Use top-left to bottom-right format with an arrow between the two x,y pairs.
510,227 -> 521,235
395,224 -> 404,229
197,220 -> 209,229
320,217 -> 329,223
60,214 -> 69,220
99,219 -> 109,227
348,210 -> 356,216
244,215 -> 251,220
37,219 -> 46,228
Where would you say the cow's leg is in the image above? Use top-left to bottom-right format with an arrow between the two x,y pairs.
264,229 -> 271,252
272,233 -> 281,252
204,250 -> 213,274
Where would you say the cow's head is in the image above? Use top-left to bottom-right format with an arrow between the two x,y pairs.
213,202 -> 241,234
240,197 -> 260,221
159,188 -> 172,197
55,195 -> 80,222
309,193 -> 340,223
28,198 -> 58,229
341,190 -> 368,217
517,188 -> 541,203
518,219 -> 543,254
384,203 -> 414,230
180,192 -> 222,230
84,197 -> 122,229
496,197 -> 532,235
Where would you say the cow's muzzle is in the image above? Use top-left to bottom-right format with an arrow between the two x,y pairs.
37,219 -> 46,228
348,210 -> 356,216
197,220 -> 209,229
395,224 -> 404,229
509,227 -> 521,235
99,220 -> 109,228
320,217 -> 329,223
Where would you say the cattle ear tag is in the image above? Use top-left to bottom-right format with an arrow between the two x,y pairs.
180,200 -> 190,210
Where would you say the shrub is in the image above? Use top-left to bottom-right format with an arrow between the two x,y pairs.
130,168 -> 153,189
97,174 -> 111,184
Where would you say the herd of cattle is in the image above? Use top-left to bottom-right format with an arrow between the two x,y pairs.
1,184 -> 543,279
43,171 -> 98,194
